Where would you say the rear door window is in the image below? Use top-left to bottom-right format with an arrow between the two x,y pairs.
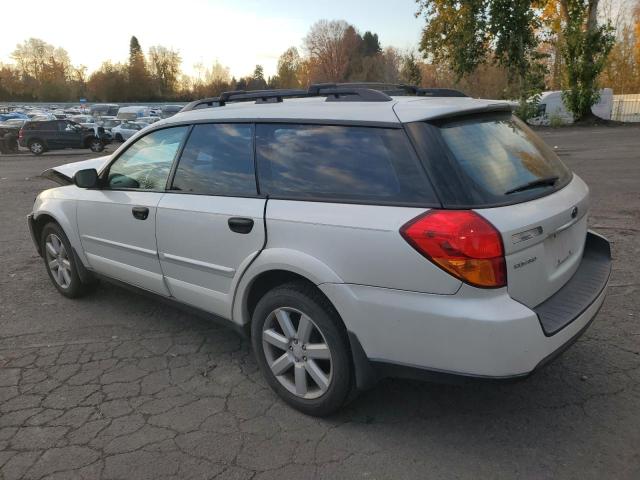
255,124 -> 437,205
407,113 -> 572,207
170,123 -> 256,196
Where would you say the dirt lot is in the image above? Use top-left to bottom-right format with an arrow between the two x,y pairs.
1,127 -> 639,480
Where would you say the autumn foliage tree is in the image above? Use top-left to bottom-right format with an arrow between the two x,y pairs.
559,0 -> 615,120
2,8 -> 638,104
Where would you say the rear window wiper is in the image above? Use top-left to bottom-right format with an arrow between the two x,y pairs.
505,176 -> 559,195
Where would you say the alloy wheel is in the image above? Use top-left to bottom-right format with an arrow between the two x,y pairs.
45,233 -> 72,288
262,307 -> 333,399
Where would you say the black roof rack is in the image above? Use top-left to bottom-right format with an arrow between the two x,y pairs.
219,89 -> 308,105
307,84 -> 392,102
327,83 -> 468,98
180,97 -> 222,112
414,88 -> 468,97
179,82 -> 466,112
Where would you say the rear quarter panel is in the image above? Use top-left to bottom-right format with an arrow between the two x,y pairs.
262,200 -> 463,294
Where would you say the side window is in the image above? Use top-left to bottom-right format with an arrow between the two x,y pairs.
170,123 -> 255,196
255,124 -> 437,205
107,126 -> 188,190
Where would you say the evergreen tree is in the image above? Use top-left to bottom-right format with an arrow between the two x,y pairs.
401,52 -> 422,86
128,35 -> 149,100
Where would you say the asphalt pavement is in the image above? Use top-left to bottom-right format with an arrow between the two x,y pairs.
0,127 -> 639,479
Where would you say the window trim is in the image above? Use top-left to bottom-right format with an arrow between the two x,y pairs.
166,122 -> 259,198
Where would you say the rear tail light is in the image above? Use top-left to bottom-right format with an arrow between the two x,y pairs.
400,210 -> 506,288
18,129 -> 24,140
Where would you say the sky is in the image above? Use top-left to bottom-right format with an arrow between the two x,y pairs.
0,0 -> 425,78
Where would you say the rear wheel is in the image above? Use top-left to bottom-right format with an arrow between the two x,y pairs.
251,282 -> 352,416
29,140 -> 44,155
41,222 -> 93,298
89,138 -> 104,152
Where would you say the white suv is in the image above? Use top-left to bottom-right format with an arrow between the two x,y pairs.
28,84 -> 611,416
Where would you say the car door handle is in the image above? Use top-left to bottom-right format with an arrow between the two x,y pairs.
228,217 -> 254,234
132,206 -> 149,220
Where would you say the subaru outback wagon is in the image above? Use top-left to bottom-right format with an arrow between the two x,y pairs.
28,84 -> 611,415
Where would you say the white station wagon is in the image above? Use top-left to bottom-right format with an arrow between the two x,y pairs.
28,84 -> 611,415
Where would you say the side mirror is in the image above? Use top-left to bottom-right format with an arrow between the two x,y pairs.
73,168 -> 99,188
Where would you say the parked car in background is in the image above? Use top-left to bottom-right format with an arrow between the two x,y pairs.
27,84 -> 611,416
98,118 -> 123,131
19,119 -> 111,155
138,116 -> 161,125
30,114 -> 57,122
529,88 -> 613,126
0,118 -> 29,129
0,112 -> 29,122
161,105 -> 183,118
116,106 -> 152,121
69,115 -> 98,126
90,103 -> 120,118
111,121 -> 148,142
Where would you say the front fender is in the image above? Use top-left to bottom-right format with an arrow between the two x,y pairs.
32,190 -> 85,265
231,247 -> 344,327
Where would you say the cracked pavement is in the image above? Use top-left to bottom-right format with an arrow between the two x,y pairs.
1,126 -> 639,479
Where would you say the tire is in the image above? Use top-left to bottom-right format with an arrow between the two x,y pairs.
29,140 -> 45,155
89,138 -> 104,152
251,282 -> 352,416
115,133 -> 123,142
40,222 -> 93,298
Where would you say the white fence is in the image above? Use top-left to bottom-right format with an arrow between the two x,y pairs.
612,94 -> 640,122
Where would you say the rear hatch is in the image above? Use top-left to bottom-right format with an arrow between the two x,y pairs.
407,112 -> 588,308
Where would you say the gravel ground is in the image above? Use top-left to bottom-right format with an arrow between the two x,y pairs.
0,127 -> 639,480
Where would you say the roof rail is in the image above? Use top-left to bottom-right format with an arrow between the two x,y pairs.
307,84 -> 392,102
415,88 -> 468,98
178,82 -> 466,113
322,83 -> 468,98
180,97 -> 221,112
219,89 -> 308,105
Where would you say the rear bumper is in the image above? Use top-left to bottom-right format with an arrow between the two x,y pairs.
321,231 -> 611,387
534,231 -> 611,335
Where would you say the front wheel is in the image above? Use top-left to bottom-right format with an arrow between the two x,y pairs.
41,222 -> 93,298
89,138 -> 104,152
251,282 -> 352,416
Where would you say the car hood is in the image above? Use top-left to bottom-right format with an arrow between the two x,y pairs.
41,155 -> 112,185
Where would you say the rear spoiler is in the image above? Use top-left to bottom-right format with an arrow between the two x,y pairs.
427,103 -> 513,123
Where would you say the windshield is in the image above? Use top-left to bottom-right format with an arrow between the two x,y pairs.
407,113 -> 572,208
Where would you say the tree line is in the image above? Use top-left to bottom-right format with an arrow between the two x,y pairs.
1,0 -> 639,121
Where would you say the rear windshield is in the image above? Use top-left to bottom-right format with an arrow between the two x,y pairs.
407,113 -> 572,208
